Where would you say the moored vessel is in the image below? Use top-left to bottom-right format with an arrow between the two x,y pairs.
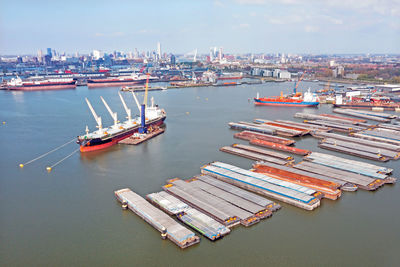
87,73 -> 158,88
254,89 -> 320,107
77,92 -> 166,152
6,77 -> 76,90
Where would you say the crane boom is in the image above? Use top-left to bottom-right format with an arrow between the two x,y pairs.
100,96 -> 118,126
85,98 -> 102,130
143,73 -> 150,107
293,73 -> 305,94
118,92 -> 131,122
131,91 -> 141,114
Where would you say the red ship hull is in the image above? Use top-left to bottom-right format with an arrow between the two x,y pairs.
7,82 -> 77,91
79,117 -> 165,152
87,80 -> 145,88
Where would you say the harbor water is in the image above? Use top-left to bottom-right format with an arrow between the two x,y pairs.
0,82 -> 399,266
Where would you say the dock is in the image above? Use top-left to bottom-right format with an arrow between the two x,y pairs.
114,188 -> 200,249
147,191 -> 230,240
118,127 -> 165,145
234,131 -> 295,145
201,162 -> 321,211
220,146 -> 291,165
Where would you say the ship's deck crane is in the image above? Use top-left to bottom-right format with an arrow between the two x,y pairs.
118,92 -> 131,122
293,72 -> 305,94
85,98 -> 102,130
100,96 -> 118,127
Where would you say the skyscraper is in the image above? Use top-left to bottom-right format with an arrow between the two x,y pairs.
170,54 -> 176,65
47,48 -> 52,58
157,42 -> 161,60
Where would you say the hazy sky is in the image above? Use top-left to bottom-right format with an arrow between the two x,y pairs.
1,0 -> 399,55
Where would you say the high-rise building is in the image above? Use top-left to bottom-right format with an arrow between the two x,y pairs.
157,42 -> 162,60
170,54 -> 176,65
47,48 -> 52,58
218,47 -> 223,61
92,50 -> 103,60
134,48 -> 139,58
209,47 -> 214,61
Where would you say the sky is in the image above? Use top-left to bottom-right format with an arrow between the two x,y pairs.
0,0 -> 399,55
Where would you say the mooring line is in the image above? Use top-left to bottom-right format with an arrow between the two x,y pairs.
46,147 -> 80,172
19,138 -> 76,168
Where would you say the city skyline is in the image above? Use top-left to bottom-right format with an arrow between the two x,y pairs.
1,0 -> 399,55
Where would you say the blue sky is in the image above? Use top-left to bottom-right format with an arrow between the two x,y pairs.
1,0 -> 399,55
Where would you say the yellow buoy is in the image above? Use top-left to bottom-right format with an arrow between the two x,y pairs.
46,167 -> 52,172
186,112 -> 190,115
19,164 -> 24,168
205,98 -> 208,101
2,122 -> 5,124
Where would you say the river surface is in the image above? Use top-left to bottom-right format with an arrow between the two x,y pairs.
0,82 -> 399,266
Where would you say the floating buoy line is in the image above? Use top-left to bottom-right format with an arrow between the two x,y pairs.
19,138 -> 78,172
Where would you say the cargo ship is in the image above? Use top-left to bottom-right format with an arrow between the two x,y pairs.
254,89 -> 320,107
217,72 -> 243,80
333,95 -> 400,110
87,73 -> 157,88
77,93 -> 166,152
6,77 -> 76,90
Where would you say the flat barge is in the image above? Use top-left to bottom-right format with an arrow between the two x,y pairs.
220,146 -> 291,165
234,131 -> 295,145
249,139 -> 311,156
196,174 -> 281,212
187,178 -> 273,219
311,131 -> 400,152
201,162 -> 321,211
147,191 -> 230,240
252,162 -> 342,200
164,178 -> 259,227
114,188 -> 200,249
275,120 -> 332,132
232,144 -> 293,160
228,122 -> 276,135
293,162 -> 386,190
